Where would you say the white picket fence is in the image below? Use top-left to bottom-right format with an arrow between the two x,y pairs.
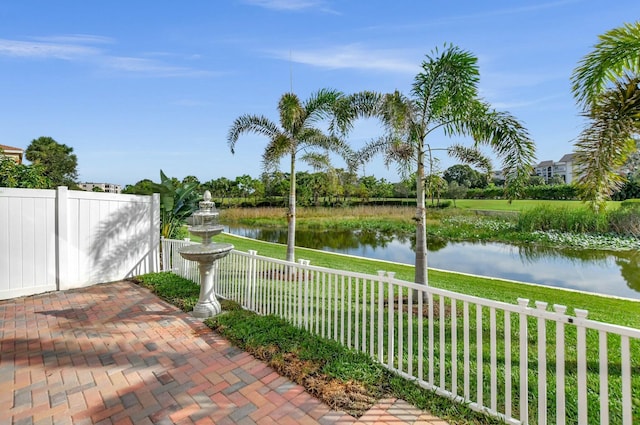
161,237 -> 640,425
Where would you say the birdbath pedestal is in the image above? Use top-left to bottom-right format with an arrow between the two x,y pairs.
179,191 -> 233,318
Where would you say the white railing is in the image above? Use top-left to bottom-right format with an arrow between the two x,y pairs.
161,237 -> 640,425
161,237 -> 201,283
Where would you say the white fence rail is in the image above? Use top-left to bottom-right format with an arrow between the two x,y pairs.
0,187 -> 160,299
162,237 -> 640,425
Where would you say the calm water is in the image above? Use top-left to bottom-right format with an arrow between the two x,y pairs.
224,225 -> 640,301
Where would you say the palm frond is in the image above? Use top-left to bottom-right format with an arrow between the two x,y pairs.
378,91 -> 414,136
329,91 -> 382,135
296,127 -> 328,147
447,144 -> 493,174
412,44 -> 480,125
572,21 -> 640,108
279,92 -> 304,134
463,103 -> 536,200
302,88 -> 344,127
358,136 -> 396,164
227,115 -> 281,153
574,76 -> 640,210
384,141 -> 416,178
300,151 -> 331,171
262,134 -> 292,165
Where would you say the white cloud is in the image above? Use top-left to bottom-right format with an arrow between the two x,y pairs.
242,0 -> 327,11
271,44 -> 419,74
0,35 -> 213,78
31,34 -> 114,45
0,38 -> 99,59
104,56 -> 214,77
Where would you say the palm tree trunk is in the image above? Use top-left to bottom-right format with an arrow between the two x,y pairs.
286,151 -> 296,262
415,144 -> 429,292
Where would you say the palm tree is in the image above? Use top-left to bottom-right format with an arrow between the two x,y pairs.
571,22 -> 640,211
358,45 -> 535,289
228,89 -> 351,262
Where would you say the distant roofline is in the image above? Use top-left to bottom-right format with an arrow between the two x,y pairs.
0,144 -> 23,153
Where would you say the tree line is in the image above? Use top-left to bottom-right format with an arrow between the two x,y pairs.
122,161 -> 640,209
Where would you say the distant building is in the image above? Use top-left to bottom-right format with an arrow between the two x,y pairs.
80,182 -> 122,194
534,153 -> 576,184
0,144 -> 24,164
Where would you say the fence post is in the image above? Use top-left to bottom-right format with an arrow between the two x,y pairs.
517,298 -> 530,425
55,186 -> 68,291
377,271 -> 385,363
301,259 -> 310,331
535,301 -> 548,424
150,193 -> 161,272
387,271 -> 395,370
554,304 -> 567,425
575,308 -> 589,425
160,236 -> 167,271
297,259 -> 306,327
248,250 -> 257,311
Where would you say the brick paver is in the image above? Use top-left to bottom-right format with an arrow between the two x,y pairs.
0,281 -> 449,424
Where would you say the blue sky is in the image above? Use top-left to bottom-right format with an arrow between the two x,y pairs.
1,1 -> 638,187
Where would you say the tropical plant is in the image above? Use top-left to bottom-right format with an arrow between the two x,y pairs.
357,45 -> 535,288
227,89 -> 352,262
155,170 -> 200,239
571,21 -> 640,211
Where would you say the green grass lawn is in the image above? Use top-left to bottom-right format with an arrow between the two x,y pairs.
447,198 -> 622,212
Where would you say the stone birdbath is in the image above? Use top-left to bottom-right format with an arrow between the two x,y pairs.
179,191 -> 233,318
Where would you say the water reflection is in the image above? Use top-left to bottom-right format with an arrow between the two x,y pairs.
224,225 -> 640,300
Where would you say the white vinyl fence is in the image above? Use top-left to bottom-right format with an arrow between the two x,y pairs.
0,187 -> 160,299
162,237 -> 640,425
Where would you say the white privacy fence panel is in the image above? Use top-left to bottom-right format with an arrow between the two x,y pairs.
0,189 -> 57,298
162,238 -> 640,425
63,189 -> 160,289
0,187 -> 160,299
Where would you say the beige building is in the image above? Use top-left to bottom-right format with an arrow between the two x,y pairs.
0,144 -> 24,164
534,153 -> 576,184
80,182 -> 122,194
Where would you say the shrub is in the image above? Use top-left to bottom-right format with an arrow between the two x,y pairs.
620,199 -> 640,209
517,205 -> 607,233
465,187 -> 504,199
607,207 -> 640,237
427,200 -> 451,209
523,184 -> 578,200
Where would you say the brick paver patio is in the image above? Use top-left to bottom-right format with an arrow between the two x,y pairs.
0,281 -> 450,424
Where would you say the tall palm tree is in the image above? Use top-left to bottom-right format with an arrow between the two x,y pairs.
571,22 -> 640,211
358,45 -> 535,289
228,89 -> 350,262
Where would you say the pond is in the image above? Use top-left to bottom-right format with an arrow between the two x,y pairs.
223,225 -> 640,301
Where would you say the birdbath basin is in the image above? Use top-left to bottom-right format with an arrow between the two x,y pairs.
179,191 -> 233,318
179,244 -> 233,263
